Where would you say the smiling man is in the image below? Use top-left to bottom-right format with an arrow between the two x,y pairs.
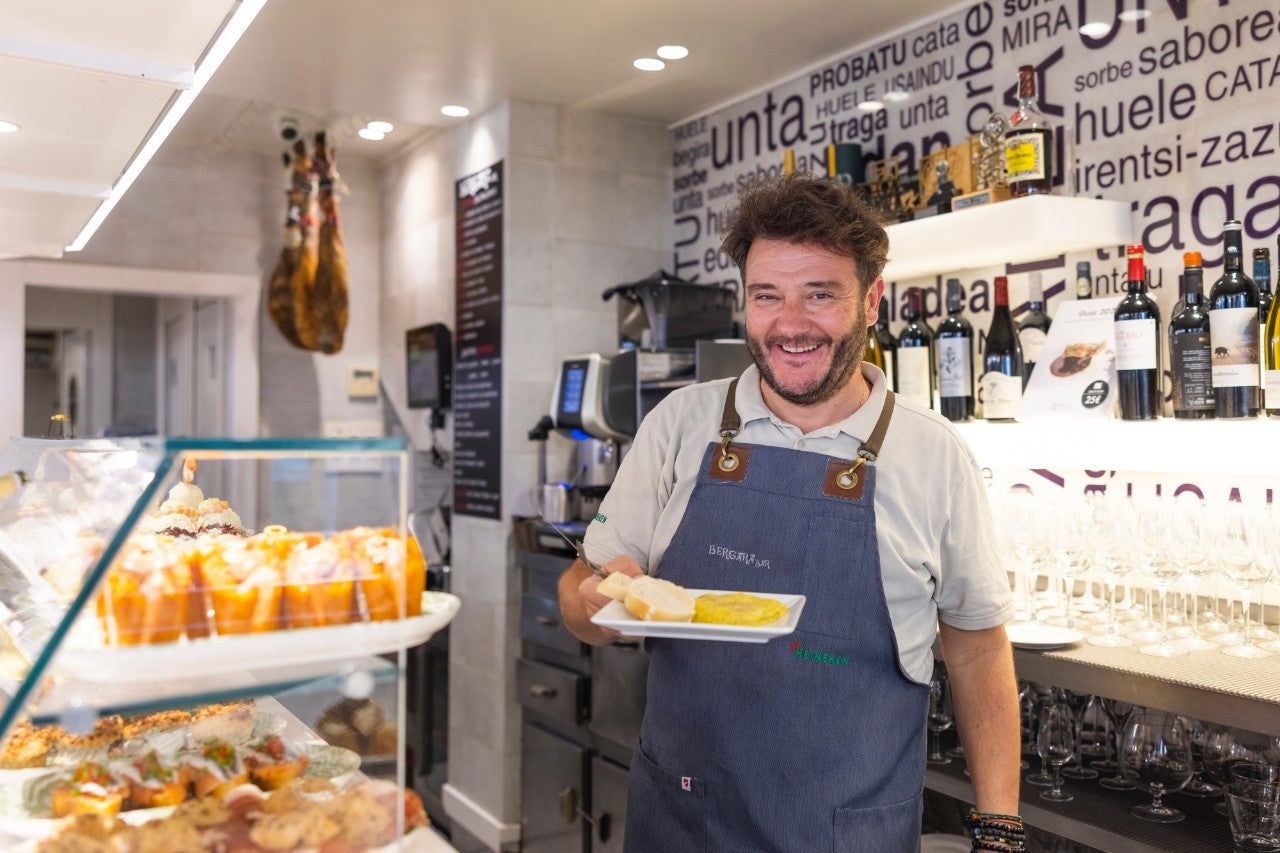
558,173 -> 1023,852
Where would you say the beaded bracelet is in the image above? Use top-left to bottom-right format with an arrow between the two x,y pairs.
966,808 -> 1026,853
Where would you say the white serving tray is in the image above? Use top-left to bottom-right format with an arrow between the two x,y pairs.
52,592 -> 460,683
590,589 -> 804,643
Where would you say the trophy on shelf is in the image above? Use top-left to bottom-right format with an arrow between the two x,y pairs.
916,157 -> 959,219
952,113 -> 1013,211
868,156 -> 909,224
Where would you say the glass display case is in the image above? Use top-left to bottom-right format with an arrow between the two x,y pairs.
0,436 -> 459,850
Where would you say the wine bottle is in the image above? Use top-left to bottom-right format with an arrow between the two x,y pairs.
897,287 -> 935,410
1005,64 -> 1053,197
872,297 -> 897,392
1169,252 -> 1214,420
1017,272 -> 1052,382
1254,247 -> 1273,410
1266,242 -> 1280,416
980,276 -> 1024,421
864,305 -> 887,375
935,278 -> 974,422
1114,244 -> 1161,420
1208,220 -> 1261,419
1075,260 -> 1092,300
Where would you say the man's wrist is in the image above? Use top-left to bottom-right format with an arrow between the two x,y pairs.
965,807 -> 1025,853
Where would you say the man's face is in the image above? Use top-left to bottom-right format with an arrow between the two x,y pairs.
743,238 -> 881,407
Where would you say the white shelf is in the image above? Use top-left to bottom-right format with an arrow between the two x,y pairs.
953,417 -> 1277,476
883,195 -> 1133,281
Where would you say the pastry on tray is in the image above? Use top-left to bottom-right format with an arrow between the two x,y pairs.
50,761 -> 127,818
185,738 -> 248,799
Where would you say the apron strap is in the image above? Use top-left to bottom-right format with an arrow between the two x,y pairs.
829,389 -> 895,493
715,377 -> 896,489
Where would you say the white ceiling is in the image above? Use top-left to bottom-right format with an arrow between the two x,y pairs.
0,0 -> 954,261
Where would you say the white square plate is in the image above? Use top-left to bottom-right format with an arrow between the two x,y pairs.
590,589 -> 805,643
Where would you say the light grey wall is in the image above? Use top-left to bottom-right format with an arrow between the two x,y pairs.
379,99 -> 669,840
64,141 -> 387,441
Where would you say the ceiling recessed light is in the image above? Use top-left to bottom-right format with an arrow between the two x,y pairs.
1118,9 -> 1151,21
856,100 -> 885,112
883,90 -> 910,102
656,45 -> 688,60
1079,21 -> 1111,37
0,121 -> 19,133
366,120 -> 393,133
634,57 -> 665,72
441,105 -> 470,117
358,127 -> 386,141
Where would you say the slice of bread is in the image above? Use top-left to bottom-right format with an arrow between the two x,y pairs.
597,572 -> 633,602
624,576 -> 695,622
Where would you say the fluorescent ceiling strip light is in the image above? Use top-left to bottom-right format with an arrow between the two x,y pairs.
65,0 -> 267,252
0,34 -> 193,88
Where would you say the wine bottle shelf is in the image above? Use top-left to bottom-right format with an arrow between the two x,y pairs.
925,747 -> 1233,853
883,195 -> 1134,282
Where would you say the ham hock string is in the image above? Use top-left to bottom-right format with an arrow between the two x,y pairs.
267,131 -> 349,354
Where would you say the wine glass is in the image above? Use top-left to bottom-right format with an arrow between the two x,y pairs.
1182,717 -> 1226,799
1037,698 -> 1077,802
1137,508 -> 1188,657
1098,697 -> 1137,791
1169,499 -> 1218,650
1089,505 -> 1134,647
1024,684 -> 1056,787
1119,709 -> 1195,823
1216,506 -> 1274,660
1051,502 -> 1091,630
926,669 -> 953,765
1059,690 -> 1100,782
1005,487 -> 1042,621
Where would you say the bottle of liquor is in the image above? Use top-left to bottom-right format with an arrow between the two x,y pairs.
1017,272 -> 1052,382
871,297 -> 897,392
1005,64 -> 1053,197
1169,252 -> 1214,420
897,287 -> 935,410
935,278 -> 974,422
1209,220 -> 1261,419
1254,247 -> 1273,410
1075,260 -> 1092,300
981,276 -> 1024,421
1114,244 -> 1162,420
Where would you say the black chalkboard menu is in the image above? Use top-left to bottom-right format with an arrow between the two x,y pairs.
452,161 -> 504,519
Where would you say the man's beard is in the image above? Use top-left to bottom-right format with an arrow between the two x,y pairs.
747,320 -> 869,407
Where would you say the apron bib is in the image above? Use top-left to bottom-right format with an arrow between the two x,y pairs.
624,383 -> 927,853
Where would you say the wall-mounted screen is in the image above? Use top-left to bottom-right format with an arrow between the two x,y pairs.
406,323 -> 453,410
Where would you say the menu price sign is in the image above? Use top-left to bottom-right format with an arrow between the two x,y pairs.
453,161 -> 504,519
1018,297 -> 1122,422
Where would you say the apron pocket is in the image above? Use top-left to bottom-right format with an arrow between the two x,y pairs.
833,790 -> 922,853
624,742 -> 706,852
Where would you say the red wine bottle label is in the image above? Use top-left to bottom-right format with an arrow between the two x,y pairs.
980,372 -> 1021,419
1210,307 -> 1261,387
1115,318 -> 1158,370
1018,328 -> 1047,364
936,338 -> 971,397
897,348 -> 932,408
1170,333 -> 1214,411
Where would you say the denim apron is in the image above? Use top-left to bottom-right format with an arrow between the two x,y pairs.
623,381 -> 926,852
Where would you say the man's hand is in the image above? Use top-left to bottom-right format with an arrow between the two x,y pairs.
558,554 -> 644,645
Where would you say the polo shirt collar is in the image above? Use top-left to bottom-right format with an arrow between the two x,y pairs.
734,362 -> 889,442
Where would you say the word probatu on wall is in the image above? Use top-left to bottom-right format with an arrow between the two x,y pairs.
670,1 -> 1280,357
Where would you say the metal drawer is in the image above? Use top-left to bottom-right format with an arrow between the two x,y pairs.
589,755 -> 629,853
521,722 -> 589,853
518,657 -> 588,728
521,593 -> 582,656
589,641 -> 647,752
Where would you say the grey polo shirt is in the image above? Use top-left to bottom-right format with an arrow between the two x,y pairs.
583,361 -> 1014,684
